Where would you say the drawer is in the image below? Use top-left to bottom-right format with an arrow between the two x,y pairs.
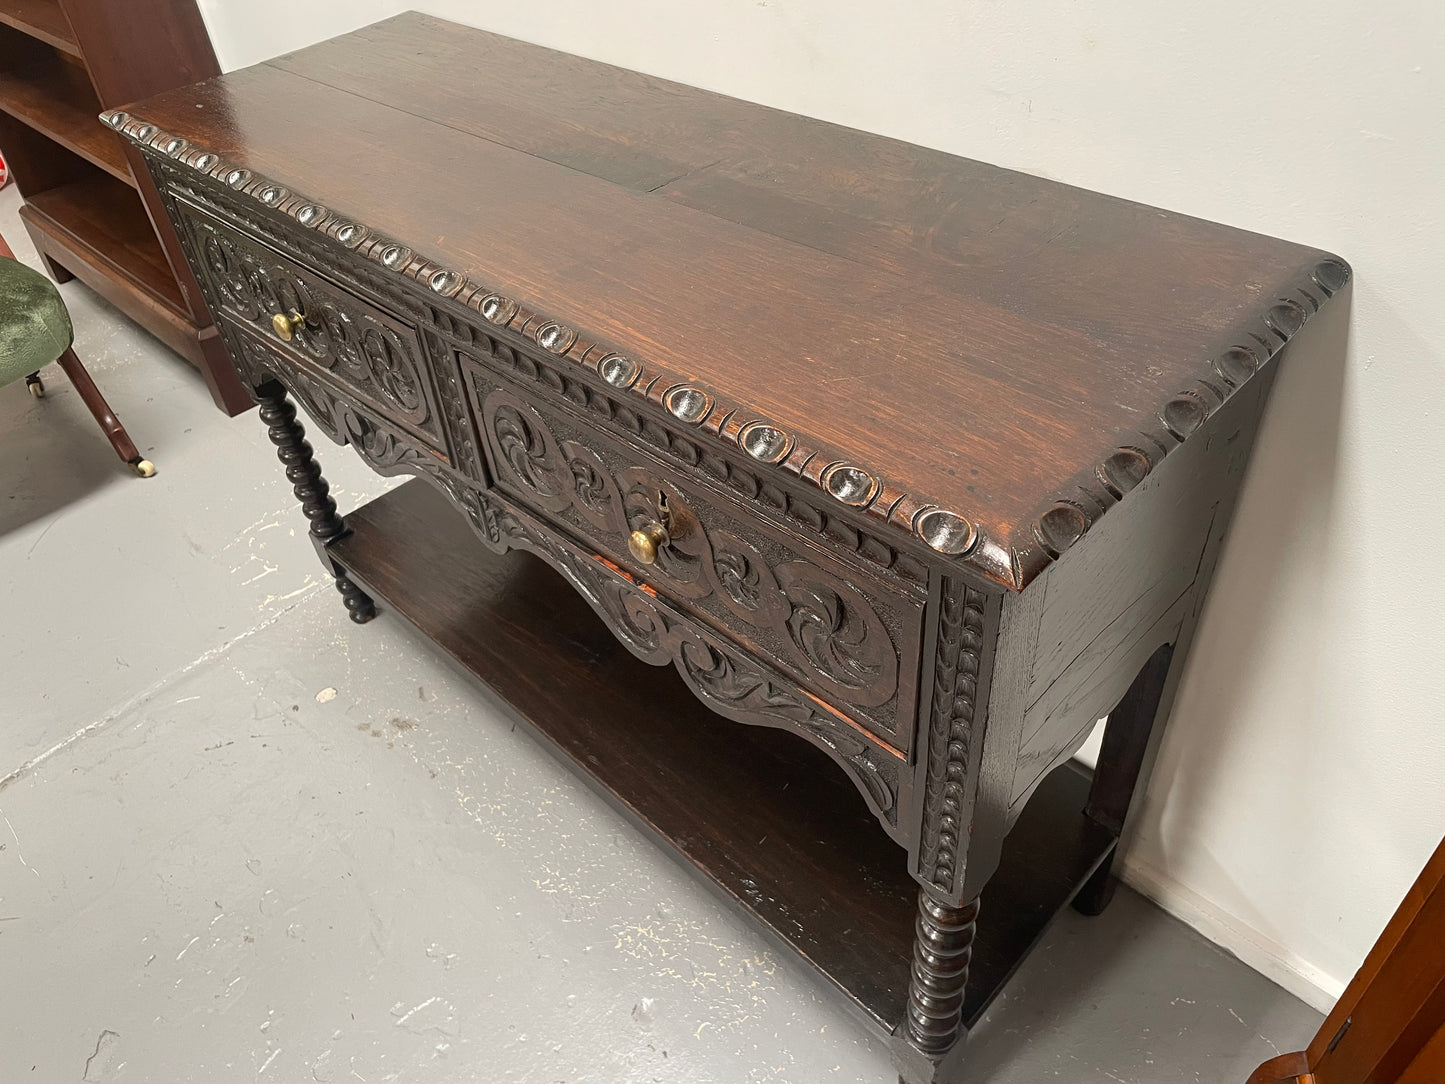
159,164 -> 921,754
461,355 -> 925,755
174,197 -> 448,455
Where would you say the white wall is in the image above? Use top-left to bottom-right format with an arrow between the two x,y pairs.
197,1 -> 1445,1011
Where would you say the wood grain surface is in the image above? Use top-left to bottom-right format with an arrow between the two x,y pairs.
116,11 -> 1346,586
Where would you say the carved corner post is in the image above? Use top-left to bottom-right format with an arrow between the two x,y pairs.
894,578 -> 1005,1083
895,572 -> 1046,1084
256,380 -> 376,623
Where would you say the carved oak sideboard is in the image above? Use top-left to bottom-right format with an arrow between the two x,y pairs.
110,13 -> 1349,1082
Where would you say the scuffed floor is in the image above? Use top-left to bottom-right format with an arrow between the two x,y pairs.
0,182 -> 1322,1083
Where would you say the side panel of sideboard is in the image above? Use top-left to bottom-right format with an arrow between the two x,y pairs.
935,364 -> 1281,907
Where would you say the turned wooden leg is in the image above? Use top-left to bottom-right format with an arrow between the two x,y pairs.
53,348 -> 154,477
256,382 -> 376,624
905,890 -> 980,1057
1073,642 -> 1175,915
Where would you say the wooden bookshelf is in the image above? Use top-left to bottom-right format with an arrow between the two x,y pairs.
0,55 -> 129,182
0,0 -> 250,413
21,174 -> 201,359
0,0 -> 79,57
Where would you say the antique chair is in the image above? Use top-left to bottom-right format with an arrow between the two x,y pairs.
0,231 -> 154,477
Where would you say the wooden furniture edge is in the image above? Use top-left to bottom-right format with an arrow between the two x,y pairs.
103,107 -> 1352,591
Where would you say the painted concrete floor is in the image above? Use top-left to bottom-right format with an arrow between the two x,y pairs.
0,182 -> 1324,1083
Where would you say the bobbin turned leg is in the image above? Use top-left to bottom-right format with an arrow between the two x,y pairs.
895,889 -> 980,1082
256,382 -> 375,624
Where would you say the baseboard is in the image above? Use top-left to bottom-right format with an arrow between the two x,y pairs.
1119,855 -> 1345,1015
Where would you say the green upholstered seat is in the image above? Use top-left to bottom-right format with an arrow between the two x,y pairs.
0,256 -> 73,389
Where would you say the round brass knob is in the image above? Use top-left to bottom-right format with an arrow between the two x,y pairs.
272,309 -> 307,341
628,521 -> 670,565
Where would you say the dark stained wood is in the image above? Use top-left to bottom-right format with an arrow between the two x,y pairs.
0,0 -> 249,413
180,198 -> 451,450
118,19 -> 1351,1080
1072,642 -> 1174,915
0,0 -> 78,57
19,170 -> 243,374
126,13 -> 1341,576
269,10 -> 1314,358
1081,644 -> 1175,839
460,350 -> 927,755
1247,837 -> 1445,1084
255,383 -> 376,623
327,477 -> 1116,1036
906,893 -> 981,1053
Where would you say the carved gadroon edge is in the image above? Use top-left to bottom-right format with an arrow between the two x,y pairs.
227,333 -> 903,836
917,581 -> 987,892
105,111 -> 1352,591
1014,255 -> 1352,587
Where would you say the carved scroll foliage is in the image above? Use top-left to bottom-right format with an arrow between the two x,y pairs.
918,580 -> 988,892
191,215 -> 435,436
544,537 -> 899,823
479,386 -> 900,708
455,333 -> 933,589
231,353 -> 900,829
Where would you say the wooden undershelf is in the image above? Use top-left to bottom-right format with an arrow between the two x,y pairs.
0,0 -> 80,58
331,479 -> 1118,1034
0,59 -> 131,185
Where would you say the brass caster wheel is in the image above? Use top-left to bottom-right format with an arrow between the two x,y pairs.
26,375 -> 44,398
129,458 -> 157,478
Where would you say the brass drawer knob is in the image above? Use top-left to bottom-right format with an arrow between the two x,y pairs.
628,521 -> 670,565
272,309 -> 307,341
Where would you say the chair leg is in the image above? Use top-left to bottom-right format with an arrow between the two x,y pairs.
25,371 -> 43,397
53,347 -> 155,477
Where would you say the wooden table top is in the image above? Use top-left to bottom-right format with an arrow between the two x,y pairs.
123,11 -> 1346,587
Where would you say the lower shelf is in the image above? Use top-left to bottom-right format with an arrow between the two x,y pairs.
19,173 -> 204,365
330,478 -> 1117,1035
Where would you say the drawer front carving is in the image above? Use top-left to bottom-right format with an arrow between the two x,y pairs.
466,365 -> 923,752
205,331 -> 904,832
474,490 -> 905,829
155,160 -> 919,760
176,198 -> 446,453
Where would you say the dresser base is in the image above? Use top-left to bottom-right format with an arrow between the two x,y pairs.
328,479 -> 1117,1051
